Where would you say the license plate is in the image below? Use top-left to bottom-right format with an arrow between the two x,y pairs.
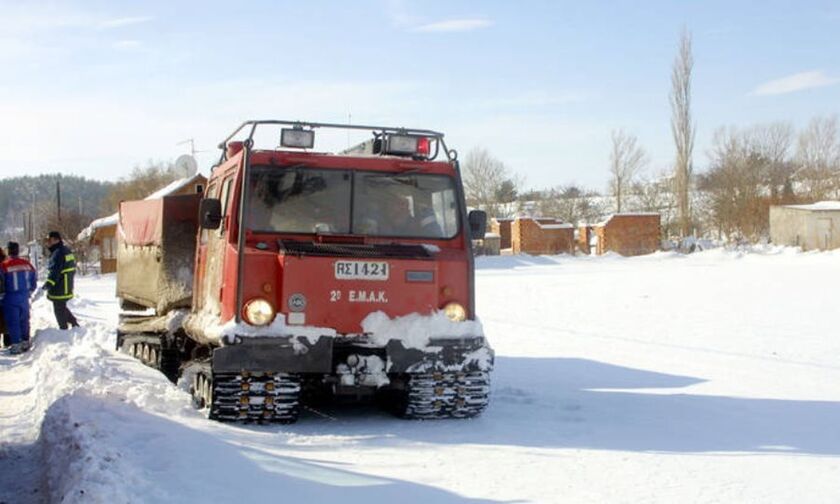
334,261 -> 390,281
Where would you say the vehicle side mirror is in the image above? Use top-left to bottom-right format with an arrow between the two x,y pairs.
199,198 -> 223,230
468,210 -> 487,240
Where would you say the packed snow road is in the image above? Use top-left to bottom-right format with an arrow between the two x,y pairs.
1,247 -> 839,503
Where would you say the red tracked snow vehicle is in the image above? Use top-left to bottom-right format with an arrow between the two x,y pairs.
116,120 -> 493,423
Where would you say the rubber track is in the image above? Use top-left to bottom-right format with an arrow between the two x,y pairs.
120,334 -> 180,383
194,370 -> 301,423
402,371 -> 490,419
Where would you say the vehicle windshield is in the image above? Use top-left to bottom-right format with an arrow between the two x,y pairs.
247,166 -> 460,239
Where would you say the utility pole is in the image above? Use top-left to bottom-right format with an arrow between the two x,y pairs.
56,177 -> 62,224
30,192 -> 35,242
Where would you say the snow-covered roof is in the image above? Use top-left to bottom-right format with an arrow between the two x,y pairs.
143,174 -> 204,200
595,212 -> 660,227
784,201 -> 840,211
77,213 -> 119,241
534,221 -> 573,230
78,174 -> 205,241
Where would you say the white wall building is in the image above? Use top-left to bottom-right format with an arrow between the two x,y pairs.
769,201 -> 840,251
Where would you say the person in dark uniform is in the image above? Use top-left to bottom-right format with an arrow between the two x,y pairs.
41,231 -> 79,329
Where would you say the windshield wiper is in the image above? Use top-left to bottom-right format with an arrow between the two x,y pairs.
367,166 -> 425,178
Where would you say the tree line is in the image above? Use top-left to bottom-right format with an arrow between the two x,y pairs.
461,28 -> 840,243
0,160 -> 183,245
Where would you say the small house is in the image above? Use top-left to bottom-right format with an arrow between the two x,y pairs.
510,217 -> 575,255
589,213 -> 660,256
769,201 -> 840,251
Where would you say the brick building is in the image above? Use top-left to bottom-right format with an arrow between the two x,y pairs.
511,217 -> 575,255
490,218 -> 514,250
578,225 -> 594,255
586,213 -> 660,256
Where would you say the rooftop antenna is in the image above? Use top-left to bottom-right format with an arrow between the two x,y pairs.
176,138 -> 208,176
177,138 -> 197,156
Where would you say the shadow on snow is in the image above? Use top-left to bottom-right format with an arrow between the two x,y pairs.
259,357 -> 840,457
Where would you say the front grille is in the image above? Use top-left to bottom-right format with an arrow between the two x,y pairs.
278,239 -> 433,259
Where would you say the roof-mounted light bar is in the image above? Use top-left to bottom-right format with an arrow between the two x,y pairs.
383,134 -> 431,158
280,127 -> 314,149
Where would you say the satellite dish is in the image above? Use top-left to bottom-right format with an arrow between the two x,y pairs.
175,154 -> 198,177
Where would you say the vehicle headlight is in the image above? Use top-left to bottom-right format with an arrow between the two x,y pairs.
243,298 -> 275,326
443,302 -> 467,322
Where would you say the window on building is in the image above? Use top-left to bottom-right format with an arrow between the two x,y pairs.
101,236 -> 116,260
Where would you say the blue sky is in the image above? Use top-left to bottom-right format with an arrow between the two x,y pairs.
1,0 -> 839,191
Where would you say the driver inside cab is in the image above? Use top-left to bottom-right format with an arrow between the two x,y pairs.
376,194 -> 442,237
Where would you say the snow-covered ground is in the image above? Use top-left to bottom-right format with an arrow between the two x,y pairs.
2,247 -> 839,503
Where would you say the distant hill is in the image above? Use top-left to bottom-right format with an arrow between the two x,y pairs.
0,174 -> 114,243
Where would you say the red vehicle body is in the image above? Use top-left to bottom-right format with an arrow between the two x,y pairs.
117,120 -> 493,423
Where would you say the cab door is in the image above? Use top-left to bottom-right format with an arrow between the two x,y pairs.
194,175 -> 235,314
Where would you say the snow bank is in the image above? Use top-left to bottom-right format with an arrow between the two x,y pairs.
15,323 -> 192,503
41,394 -> 136,504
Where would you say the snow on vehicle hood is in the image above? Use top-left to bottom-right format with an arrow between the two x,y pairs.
361,310 -> 484,349
188,310 -> 337,346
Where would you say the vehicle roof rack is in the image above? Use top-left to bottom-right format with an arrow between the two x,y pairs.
217,119 -> 457,164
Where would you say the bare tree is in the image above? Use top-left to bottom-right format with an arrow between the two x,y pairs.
104,160 -> 180,212
670,27 -> 696,237
699,126 -> 779,241
538,185 -> 606,225
461,148 -> 520,218
795,115 -> 840,200
609,129 -> 647,213
747,122 -> 794,200
32,200 -> 89,246
631,171 -> 676,232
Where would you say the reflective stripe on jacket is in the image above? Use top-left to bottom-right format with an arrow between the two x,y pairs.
1,257 -> 37,300
46,242 -> 76,301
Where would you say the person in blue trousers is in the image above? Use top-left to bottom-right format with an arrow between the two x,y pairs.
1,242 -> 37,354
0,246 -> 8,349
